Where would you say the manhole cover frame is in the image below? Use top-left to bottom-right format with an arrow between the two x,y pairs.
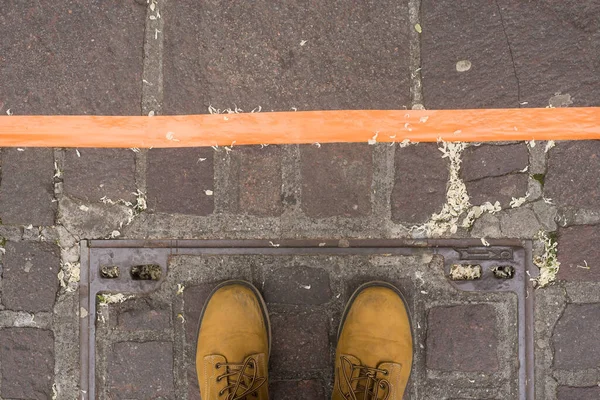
80,238 -> 535,400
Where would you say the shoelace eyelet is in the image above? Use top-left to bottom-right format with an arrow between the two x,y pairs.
216,362 -> 222,369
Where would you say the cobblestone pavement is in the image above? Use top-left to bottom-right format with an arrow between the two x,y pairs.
1,1 -> 599,399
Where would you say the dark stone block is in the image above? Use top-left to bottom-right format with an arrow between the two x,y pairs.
0,1 -> 145,115
1,241 -> 60,312
546,142 -> 600,209
111,298 -> 171,331
553,304 -> 600,370
422,0 -> 519,108
270,380 -> 326,400
426,304 -> 499,372
0,328 -> 54,400
461,144 -> 529,182
499,2 -> 600,107
263,265 -> 332,305
0,148 -> 56,226
466,174 -> 528,208
391,144 -> 448,224
231,146 -> 283,216
271,310 -> 330,374
147,148 -> 214,215
300,144 -> 372,218
164,0 -> 410,113
107,341 -> 175,399
63,149 -> 136,203
557,386 -> 600,400
558,225 -> 600,281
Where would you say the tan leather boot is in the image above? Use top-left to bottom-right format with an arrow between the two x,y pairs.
196,280 -> 270,400
332,282 -> 413,400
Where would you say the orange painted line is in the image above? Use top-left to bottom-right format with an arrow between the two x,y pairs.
0,107 -> 598,148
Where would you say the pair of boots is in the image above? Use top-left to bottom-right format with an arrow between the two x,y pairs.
196,281 -> 413,399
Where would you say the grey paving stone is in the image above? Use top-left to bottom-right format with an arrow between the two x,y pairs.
557,386 -> 600,400
262,265 -> 332,305
300,144 -> 372,218
0,328 -> 54,400
0,1 -> 145,115
466,174 -> 528,208
230,146 -> 283,216
1,241 -> 60,312
271,310 -> 330,374
147,148 -> 214,215
426,304 -> 499,372
0,148 -> 55,226
557,225 -> 600,281
107,341 -> 175,399
552,303 -> 600,370
163,0 -> 410,113
546,142 -> 600,209
110,297 -> 171,331
499,1 -> 600,107
391,144 -> 448,224
63,149 -> 137,203
270,380 -> 326,399
499,207 -> 541,238
421,0 -> 519,108
461,144 -> 529,182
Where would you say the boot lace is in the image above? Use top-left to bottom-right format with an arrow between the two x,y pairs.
215,357 -> 266,400
338,356 -> 390,400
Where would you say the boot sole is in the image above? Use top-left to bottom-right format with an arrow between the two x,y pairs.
196,279 -> 272,359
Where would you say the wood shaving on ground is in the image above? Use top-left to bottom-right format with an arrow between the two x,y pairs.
97,293 -> 132,306
204,190 -> 213,196
528,140 -> 536,148
58,262 -> 81,292
481,237 -> 490,246
545,140 -> 556,153
368,132 -> 378,145
543,197 -> 554,205
412,140 -> 470,236
510,192 -> 530,208
54,161 -> 62,178
176,284 -> 185,295
533,231 -> 560,288
449,264 -> 482,280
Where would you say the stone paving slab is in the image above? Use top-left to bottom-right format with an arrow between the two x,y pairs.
163,0 -> 411,113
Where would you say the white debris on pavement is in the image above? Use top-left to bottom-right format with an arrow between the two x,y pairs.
533,230 -> 560,288
97,293 -> 132,306
510,192 -> 530,208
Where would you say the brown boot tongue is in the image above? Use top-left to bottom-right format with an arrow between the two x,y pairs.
218,356 -> 266,400
339,355 -> 391,400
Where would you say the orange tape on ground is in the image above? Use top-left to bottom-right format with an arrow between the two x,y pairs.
0,107 -> 598,148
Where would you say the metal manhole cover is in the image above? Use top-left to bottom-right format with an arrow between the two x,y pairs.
80,239 -> 534,399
